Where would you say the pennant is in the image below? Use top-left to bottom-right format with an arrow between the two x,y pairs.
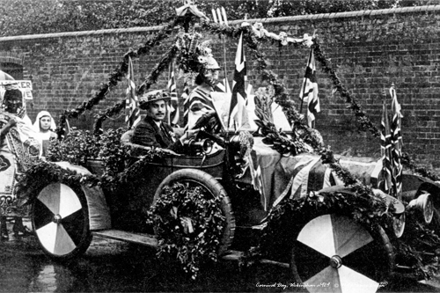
380,101 -> 393,194
229,32 -> 247,130
167,61 -> 179,127
299,49 -> 320,128
125,57 -> 140,129
390,85 -> 403,198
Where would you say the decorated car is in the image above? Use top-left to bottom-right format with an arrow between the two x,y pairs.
11,3 -> 440,293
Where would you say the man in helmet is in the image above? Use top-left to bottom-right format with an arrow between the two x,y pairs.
184,43 -> 222,130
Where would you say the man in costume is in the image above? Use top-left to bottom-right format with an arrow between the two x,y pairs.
131,89 -> 195,153
0,87 -> 40,238
185,41 -> 222,131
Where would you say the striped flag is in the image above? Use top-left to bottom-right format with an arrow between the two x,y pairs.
299,49 -> 320,128
229,32 -> 247,130
390,85 -> 403,198
380,100 -> 393,194
182,78 -> 191,128
213,78 -> 230,93
125,56 -> 140,129
167,61 -> 179,127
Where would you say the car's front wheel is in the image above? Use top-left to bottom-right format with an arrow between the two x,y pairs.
32,182 -> 92,261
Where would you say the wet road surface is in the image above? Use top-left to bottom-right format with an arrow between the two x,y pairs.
0,220 -> 439,293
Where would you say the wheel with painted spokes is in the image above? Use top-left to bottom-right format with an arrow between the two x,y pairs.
32,182 -> 92,261
291,214 -> 394,293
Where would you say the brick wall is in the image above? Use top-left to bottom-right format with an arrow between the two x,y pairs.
1,5 -> 440,167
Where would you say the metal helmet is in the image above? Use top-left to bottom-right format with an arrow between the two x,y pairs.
205,55 -> 220,70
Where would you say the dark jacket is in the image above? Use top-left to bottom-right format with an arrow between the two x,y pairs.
131,116 -> 183,152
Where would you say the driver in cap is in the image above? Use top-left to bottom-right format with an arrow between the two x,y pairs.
131,89 -> 195,153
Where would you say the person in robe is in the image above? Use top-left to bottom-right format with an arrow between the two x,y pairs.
33,111 -> 58,158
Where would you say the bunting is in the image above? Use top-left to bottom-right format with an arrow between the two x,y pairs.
390,85 -> 403,198
125,57 -> 140,129
299,49 -> 320,128
229,32 -> 247,130
380,101 -> 393,194
167,61 -> 179,127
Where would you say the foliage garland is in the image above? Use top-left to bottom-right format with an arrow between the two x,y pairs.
16,129 -> 165,204
147,181 -> 226,280
312,40 -> 381,137
401,152 -> 440,182
15,160 -> 100,206
259,185 -> 390,258
57,17 -> 179,138
393,209 -> 440,279
78,16 -> 381,138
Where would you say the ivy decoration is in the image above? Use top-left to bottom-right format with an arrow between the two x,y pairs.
15,160 -> 100,206
312,40 -> 381,137
93,101 -> 126,135
393,209 -> 440,279
147,181 -> 226,280
57,17 -> 180,137
259,186 -> 391,260
401,152 -> 440,182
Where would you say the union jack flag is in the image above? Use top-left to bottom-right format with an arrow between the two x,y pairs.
125,56 -> 140,129
299,49 -> 320,128
229,32 -> 247,130
390,85 -> 403,198
380,100 -> 393,194
167,61 -> 179,127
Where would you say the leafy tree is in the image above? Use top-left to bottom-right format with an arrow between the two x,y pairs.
0,0 -> 424,37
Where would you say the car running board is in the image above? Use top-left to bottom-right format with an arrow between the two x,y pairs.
92,229 -> 158,248
93,230 -> 289,268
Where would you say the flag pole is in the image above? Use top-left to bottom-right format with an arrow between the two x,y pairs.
299,49 -> 312,114
213,7 -> 231,136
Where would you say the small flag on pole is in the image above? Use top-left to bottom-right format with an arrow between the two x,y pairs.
125,56 -> 140,129
390,84 -> 403,198
229,32 -> 247,129
167,61 -> 179,127
299,49 -> 320,128
380,100 -> 393,194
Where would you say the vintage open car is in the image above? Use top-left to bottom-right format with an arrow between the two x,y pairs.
23,125 -> 440,292
11,5 -> 440,291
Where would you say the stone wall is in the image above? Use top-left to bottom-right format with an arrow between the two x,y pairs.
1,5 -> 440,166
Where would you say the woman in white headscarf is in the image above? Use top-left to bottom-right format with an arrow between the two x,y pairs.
33,111 -> 57,158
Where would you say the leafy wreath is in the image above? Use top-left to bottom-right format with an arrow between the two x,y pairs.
147,181 -> 226,280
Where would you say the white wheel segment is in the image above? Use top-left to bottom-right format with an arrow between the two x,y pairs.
36,222 -> 77,255
37,183 -> 82,218
305,265 -> 379,293
298,214 -> 373,258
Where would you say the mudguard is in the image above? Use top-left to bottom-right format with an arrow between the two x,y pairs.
55,161 -> 112,230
